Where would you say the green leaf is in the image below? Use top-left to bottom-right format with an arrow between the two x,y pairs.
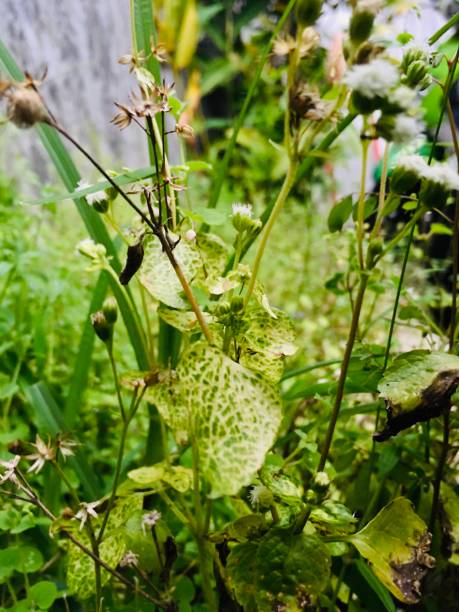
158,304 -> 214,333
67,495 -> 143,599
327,195 -> 353,232
29,581 -> 59,610
127,462 -> 193,493
440,483 -> 459,564
228,531 -> 331,610
349,497 -> 435,604
375,350 -> 459,441
139,234 -> 201,309
147,343 -> 282,497
310,500 -> 357,535
239,307 -> 297,383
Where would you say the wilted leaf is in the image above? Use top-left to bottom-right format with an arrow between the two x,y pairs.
227,530 -> 331,610
375,351 -> 459,441
349,497 -> 435,604
147,343 -> 282,497
139,234 -> 200,309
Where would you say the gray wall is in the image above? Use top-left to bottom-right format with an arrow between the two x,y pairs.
1,0 -> 150,187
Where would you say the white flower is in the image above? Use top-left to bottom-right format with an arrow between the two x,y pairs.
57,436 -> 79,460
424,164 -> 459,191
392,115 -> 422,144
78,179 -> 107,206
388,86 -> 416,111
74,501 -> 100,531
26,435 -> 55,474
232,203 -> 252,218
395,154 -> 429,177
0,455 -> 20,485
141,510 -> 161,534
76,238 -> 107,260
248,484 -> 272,508
119,551 -> 139,568
343,59 -> 399,99
185,229 -> 196,241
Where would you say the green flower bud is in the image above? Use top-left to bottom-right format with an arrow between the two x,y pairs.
230,296 -> 244,313
296,0 -> 323,27
349,10 -> 375,45
375,114 -> 396,141
102,297 -> 118,325
249,484 -> 274,510
405,61 -> 429,88
91,311 -> 113,344
400,48 -> 426,73
419,178 -> 448,208
312,471 -> 330,493
92,197 -> 110,214
106,186 -> 118,201
390,166 -> 420,195
366,238 -> 384,268
351,91 -> 383,115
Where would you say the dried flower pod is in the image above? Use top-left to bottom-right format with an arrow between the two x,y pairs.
6,86 -> 49,128
119,241 -> 145,285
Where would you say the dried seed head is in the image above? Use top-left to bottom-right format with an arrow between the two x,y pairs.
119,241 -> 145,285
290,83 -> 329,122
111,103 -> 134,130
6,85 -> 49,128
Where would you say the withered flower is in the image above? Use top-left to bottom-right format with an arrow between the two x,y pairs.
111,103 -> 134,130
175,122 -> 194,138
299,27 -> 320,58
150,41 -> 168,63
74,501 -> 100,530
26,434 -> 55,474
118,50 -> 146,73
56,434 -> 79,460
1,80 -> 49,129
273,28 -> 319,59
290,83 -> 330,122
130,92 -> 164,118
273,34 -> 296,57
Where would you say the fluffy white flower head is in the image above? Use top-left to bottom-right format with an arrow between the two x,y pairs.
388,86 -> 416,111
392,115 -> 422,144
232,202 -> 252,218
357,0 -> 383,13
396,154 -> 429,177
343,59 -> 399,99
425,164 -> 459,191
78,179 -> 107,206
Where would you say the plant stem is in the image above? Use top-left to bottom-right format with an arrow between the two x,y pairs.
317,274 -> 368,472
356,134 -> 370,271
108,347 -> 126,422
244,160 -> 298,304
429,99 -> 459,532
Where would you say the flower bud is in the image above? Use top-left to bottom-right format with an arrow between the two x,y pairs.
311,471 -> 330,494
230,296 -> 244,313
366,238 -> 384,268
102,297 -> 118,325
405,61 -> 429,88
419,179 -> 449,208
77,239 -> 107,261
390,166 -> 420,195
6,86 -> 49,128
91,311 -> 113,344
349,10 -> 375,45
400,48 -> 426,73
232,203 -> 254,233
92,197 -> 109,214
296,0 -> 322,26
106,186 -> 118,201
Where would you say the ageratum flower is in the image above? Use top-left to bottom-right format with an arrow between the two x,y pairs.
344,59 -> 399,99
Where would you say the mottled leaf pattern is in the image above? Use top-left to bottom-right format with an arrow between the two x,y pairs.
139,234 -> 200,308
147,343 -> 282,497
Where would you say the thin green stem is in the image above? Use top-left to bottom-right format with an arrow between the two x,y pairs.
318,274 -> 368,472
356,135 -> 370,271
244,160 -> 298,304
108,347 -> 126,422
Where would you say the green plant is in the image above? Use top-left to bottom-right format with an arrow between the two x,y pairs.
1,2 -> 459,610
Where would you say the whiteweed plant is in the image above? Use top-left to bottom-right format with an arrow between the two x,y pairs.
1,1 -> 459,610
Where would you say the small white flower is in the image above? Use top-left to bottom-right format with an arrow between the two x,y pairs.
119,551 -> 139,568
57,436 -> 79,460
343,59 -> 399,99
26,435 -> 55,474
185,229 -> 196,241
392,115 -> 422,144
424,164 -> 459,191
78,180 -> 107,206
0,455 -> 21,485
76,238 -> 107,260
388,86 -> 416,111
396,154 -> 429,177
74,501 -> 100,531
232,203 -> 252,218
141,510 -> 161,534
248,484 -> 271,508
